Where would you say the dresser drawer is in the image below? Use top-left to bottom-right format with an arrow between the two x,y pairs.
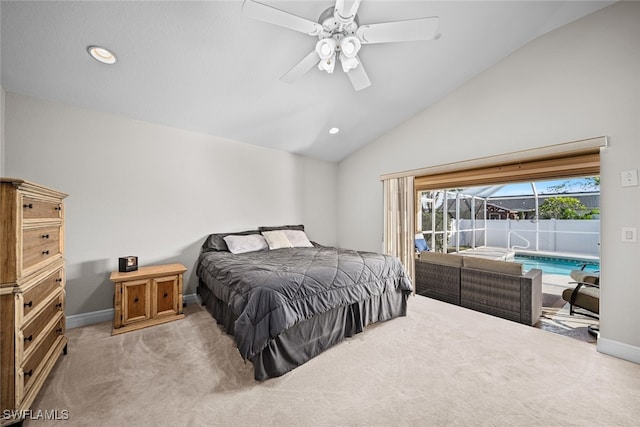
21,317 -> 65,398
20,292 -> 64,357
22,225 -> 62,272
21,267 -> 64,320
21,196 -> 63,221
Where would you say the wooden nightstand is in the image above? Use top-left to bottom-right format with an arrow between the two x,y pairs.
110,263 -> 186,335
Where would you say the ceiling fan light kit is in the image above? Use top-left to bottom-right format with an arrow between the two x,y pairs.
317,38 -> 337,58
340,36 -> 361,57
318,56 -> 335,73
316,38 -> 337,73
339,36 -> 361,73
242,0 -> 440,91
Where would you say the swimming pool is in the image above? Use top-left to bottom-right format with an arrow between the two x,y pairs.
513,254 -> 600,276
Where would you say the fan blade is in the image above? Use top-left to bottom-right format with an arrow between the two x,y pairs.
347,57 -> 371,91
335,0 -> 362,23
280,50 -> 321,84
357,17 -> 440,44
242,0 -> 323,36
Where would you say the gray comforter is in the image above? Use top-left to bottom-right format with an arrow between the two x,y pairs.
196,246 -> 412,360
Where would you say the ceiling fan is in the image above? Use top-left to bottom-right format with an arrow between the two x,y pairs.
242,0 -> 440,91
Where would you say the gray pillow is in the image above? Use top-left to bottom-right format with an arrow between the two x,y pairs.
201,230 -> 260,252
258,224 -> 305,232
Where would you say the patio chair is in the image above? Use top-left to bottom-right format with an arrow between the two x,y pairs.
415,233 -> 430,254
562,269 -> 600,336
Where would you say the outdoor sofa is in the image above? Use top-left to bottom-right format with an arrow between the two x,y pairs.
415,251 -> 542,325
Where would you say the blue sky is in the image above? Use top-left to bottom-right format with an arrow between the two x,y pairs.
487,177 -> 599,197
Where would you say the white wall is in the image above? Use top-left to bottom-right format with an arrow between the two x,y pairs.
5,93 -> 337,316
0,1 -> 3,176
1,87 -> 5,176
337,2 -> 640,359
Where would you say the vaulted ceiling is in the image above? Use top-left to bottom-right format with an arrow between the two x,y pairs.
1,1 -> 613,162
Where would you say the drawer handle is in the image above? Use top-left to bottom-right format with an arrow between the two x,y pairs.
24,301 -> 33,308
24,369 -> 33,378
134,298 -> 139,303
55,205 -> 62,211
163,293 -> 168,298
24,334 -> 33,343
42,250 -> 50,255
55,302 -> 63,309
23,203 -> 33,209
42,234 -> 50,239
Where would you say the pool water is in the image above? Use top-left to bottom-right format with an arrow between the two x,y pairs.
514,255 -> 600,276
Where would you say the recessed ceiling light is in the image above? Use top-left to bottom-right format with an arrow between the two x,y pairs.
87,45 -> 117,64
329,127 -> 340,135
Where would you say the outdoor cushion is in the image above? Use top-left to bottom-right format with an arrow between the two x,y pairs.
415,237 -> 429,252
569,270 -> 599,285
418,251 -> 463,267
562,286 -> 599,314
462,256 -> 523,276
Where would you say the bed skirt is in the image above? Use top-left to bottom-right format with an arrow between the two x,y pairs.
197,279 -> 409,381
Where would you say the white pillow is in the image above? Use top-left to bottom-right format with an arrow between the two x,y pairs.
223,234 -> 268,254
261,230 -> 293,250
284,229 -> 313,248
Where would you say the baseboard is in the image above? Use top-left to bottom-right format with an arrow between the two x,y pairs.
183,293 -> 201,305
66,308 -> 114,329
66,293 -> 201,329
598,337 -> 640,364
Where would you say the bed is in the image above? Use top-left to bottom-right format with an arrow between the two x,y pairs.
195,225 -> 412,380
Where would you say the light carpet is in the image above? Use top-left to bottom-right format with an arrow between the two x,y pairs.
28,296 -> 640,426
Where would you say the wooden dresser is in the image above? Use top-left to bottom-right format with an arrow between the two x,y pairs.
1,178 -> 68,426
